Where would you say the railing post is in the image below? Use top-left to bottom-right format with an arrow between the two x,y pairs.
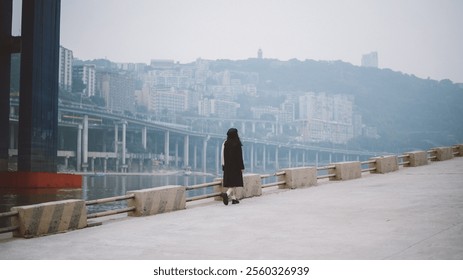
11,199 -> 87,238
127,185 -> 186,217
434,147 -> 454,161
329,161 -> 361,181
457,144 -> 463,157
405,151 -> 428,167
369,155 -> 398,174
279,167 -> 317,189
236,174 -> 262,199
216,174 -> 262,200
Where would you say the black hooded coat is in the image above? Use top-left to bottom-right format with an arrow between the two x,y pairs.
222,129 -> 245,187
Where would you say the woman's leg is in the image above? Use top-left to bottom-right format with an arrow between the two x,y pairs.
226,187 -> 236,200
227,187 -> 239,204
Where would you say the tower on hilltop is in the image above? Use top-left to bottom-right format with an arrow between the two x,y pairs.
257,48 -> 263,59
361,51 -> 378,68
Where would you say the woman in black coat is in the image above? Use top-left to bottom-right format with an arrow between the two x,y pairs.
220,128 -> 245,205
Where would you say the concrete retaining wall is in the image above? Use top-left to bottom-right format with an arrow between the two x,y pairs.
405,151 -> 428,167
329,161 -> 361,181
279,167 -> 317,189
11,199 -> 87,238
435,147 -> 454,161
370,155 -> 399,174
127,185 -> 186,217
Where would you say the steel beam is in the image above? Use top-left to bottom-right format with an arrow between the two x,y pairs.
0,0 -> 13,171
18,0 -> 61,172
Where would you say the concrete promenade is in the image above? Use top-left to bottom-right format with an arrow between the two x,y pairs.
1,157 -> 462,260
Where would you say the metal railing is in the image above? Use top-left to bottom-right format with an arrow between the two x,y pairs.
398,154 -> 410,166
1,144 -> 462,233
86,194 -> 135,219
316,165 -> 336,179
0,210 -> 19,234
452,145 -> 460,156
261,171 -> 286,188
361,160 -> 377,173
427,149 -> 437,161
186,180 -> 222,202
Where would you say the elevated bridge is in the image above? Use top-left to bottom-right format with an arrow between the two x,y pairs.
8,98 -> 386,175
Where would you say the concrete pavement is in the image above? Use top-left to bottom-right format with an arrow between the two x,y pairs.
1,157 -> 462,260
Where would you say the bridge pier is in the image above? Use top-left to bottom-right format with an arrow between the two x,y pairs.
164,131 -> 170,166
82,115 -> 89,172
202,137 -> 208,173
141,126 -> 147,150
215,142 -> 220,175
250,143 -> 255,173
262,145 -> 267,172
275,146 -> 279,170
183,135 -> 189,168
0,0 -> 15,171
0,0 -> 80,188
121,120 -> 127,172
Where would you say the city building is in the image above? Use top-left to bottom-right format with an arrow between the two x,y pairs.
251,106 -> 280,121
297,92 -> 355,144
150,59 -> 176,69
72,64 -> 96,97
149,88 -> 187,114
361,51 -> 378,68
58,46 -> 73,92
96,71 -> 135,112
198,98 -> 240,119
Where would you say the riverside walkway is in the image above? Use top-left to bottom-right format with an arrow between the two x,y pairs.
1,157 -> 462,260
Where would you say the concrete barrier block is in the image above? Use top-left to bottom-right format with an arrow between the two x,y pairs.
457,145 -> 463,157
279,167 -> 317,189
235,174 -> 262,199
127,185 -> 185,217
370,155 -> 399,174
216,174 -> 262,201
405,151 -> 428,167
213,178 -> 224,201
329,161 -> 361,181
11,199 -> 87,238
435,147 -> 454,161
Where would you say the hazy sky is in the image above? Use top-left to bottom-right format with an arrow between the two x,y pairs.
16,0 -> 463,83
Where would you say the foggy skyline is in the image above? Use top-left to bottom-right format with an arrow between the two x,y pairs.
12,0 -> 463,83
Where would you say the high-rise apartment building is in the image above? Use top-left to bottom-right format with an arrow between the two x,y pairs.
73,64 -> 96,97
198,98 -> 239,119
96,71 -> 135,112
361,51 -> 378,68
150,88 -> 187,114
298,92 -> 355,144
58,46 -> 73,92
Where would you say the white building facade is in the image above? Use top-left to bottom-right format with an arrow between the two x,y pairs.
58,46 -> 73,92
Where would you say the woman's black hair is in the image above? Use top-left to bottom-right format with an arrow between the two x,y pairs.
226,128 -> 242,146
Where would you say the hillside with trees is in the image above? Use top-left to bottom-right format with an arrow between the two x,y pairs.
10,54 -> 463,153
210,59 -> 463,152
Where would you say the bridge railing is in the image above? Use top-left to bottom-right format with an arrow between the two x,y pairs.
1,144 -> 462,237
261,171 -> 286,188
0,210 -> 19,234
85,194 -> 136,219
186,181 -> 222,202
398,154 -> 410,166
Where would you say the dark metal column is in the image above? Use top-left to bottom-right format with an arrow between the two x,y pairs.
0,0 -> 13,171
18,0 -> 61,172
